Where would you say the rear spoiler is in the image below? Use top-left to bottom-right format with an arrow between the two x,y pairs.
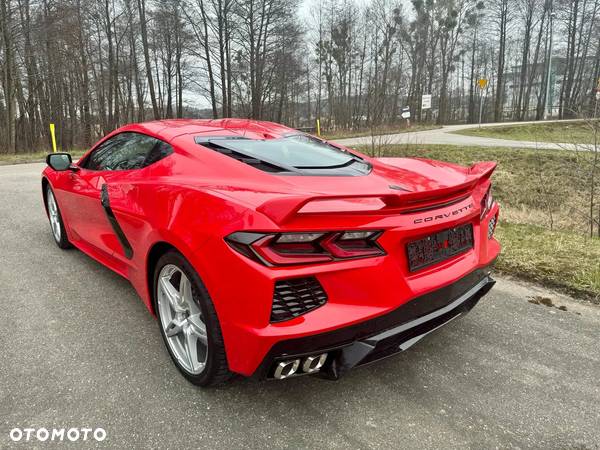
257,162 -> 496,224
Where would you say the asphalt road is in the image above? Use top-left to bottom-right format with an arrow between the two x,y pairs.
335,119 -> 588,151
1,162 -> 599,449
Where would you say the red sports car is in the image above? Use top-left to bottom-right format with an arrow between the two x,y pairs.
42,119 -> 500,386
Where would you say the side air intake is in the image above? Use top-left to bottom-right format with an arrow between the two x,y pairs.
271,277 -> 328,322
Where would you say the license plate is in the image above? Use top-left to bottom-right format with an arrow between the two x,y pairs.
406,224 -> 474,272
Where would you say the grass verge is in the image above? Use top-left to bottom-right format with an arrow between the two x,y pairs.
451,120 -> 597,144
0,150 -> 86,166
362,144 -> 600,301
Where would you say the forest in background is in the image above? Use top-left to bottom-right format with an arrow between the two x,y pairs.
0,0 -> 599,153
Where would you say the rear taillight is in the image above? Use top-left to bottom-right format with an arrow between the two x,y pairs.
225,230 -> 385,266
480,185 -> 494,219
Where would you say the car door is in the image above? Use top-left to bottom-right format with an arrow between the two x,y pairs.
60,132 -> 162,259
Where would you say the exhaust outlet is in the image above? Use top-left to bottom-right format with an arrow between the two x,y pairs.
273,359 -> 300,379
302,353 -> 328,373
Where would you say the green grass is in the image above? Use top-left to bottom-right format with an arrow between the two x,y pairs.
360,144 -> 600,301
451,120 -> 598,144
0,149 -> 86,165
322,124 -> 441,140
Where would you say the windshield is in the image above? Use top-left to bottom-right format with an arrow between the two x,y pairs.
212,135 -> 358,169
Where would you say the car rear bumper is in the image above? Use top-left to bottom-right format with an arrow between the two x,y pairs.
192,203 -> 501,377
252,263 -> 496,380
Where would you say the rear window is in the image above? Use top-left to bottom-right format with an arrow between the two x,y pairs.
195,135 -> 370,176
220,135 -> 354,168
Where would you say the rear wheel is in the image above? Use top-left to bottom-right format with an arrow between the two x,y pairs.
46,185 -> 71,249
153,250 -> 232,386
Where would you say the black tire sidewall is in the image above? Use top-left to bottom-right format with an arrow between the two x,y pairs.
153,250 -> 226,386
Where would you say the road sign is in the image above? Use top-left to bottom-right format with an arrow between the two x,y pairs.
401,106 -> 411,119
421,94 -> 432,110
478,79 -> 488,90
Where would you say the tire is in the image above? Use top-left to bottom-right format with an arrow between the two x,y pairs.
153,250 -> 232,386
46,185 -> 72,249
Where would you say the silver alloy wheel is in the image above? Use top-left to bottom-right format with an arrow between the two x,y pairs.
47,188 -> 61,242
157,264 -> 208,375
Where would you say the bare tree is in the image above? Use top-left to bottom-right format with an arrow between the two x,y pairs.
137,0 -> 160,119
0,0 -> 599,154
492,0 -> 512,122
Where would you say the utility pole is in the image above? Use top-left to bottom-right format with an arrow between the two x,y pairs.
543,0 -> 555,120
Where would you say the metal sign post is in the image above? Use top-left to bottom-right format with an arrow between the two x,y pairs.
401,107 -> 411,128
478,79 -> 488,129
544,4 -> 555,120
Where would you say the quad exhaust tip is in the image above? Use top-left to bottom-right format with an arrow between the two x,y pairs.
273,353 -> 328,379
273,359 -> 300,379
302,353 -> 328,373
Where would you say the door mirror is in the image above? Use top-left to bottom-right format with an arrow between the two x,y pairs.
46,153 -> 73,171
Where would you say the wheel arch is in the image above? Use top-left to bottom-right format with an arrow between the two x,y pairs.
146,241 -> 179,316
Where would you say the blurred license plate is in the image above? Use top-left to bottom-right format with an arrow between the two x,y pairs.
407,224 -> 474,272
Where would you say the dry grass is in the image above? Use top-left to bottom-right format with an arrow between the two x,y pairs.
0,149 -> 86,166
495,222 -> 600,303
451,120 -> 597,144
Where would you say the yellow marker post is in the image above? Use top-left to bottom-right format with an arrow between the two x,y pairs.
316,119 -> 321,137
49,123 -> 58,153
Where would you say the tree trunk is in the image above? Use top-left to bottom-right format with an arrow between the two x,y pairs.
137,0 -> 160,119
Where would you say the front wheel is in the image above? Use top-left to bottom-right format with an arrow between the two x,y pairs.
46,185 -> 72,249
153,250 -> 232,386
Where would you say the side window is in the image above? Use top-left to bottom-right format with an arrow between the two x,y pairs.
83,132 -> 172,171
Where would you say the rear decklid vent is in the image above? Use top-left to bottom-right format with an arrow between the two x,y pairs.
195,135 -> 370,176
196,138 -> 288,173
